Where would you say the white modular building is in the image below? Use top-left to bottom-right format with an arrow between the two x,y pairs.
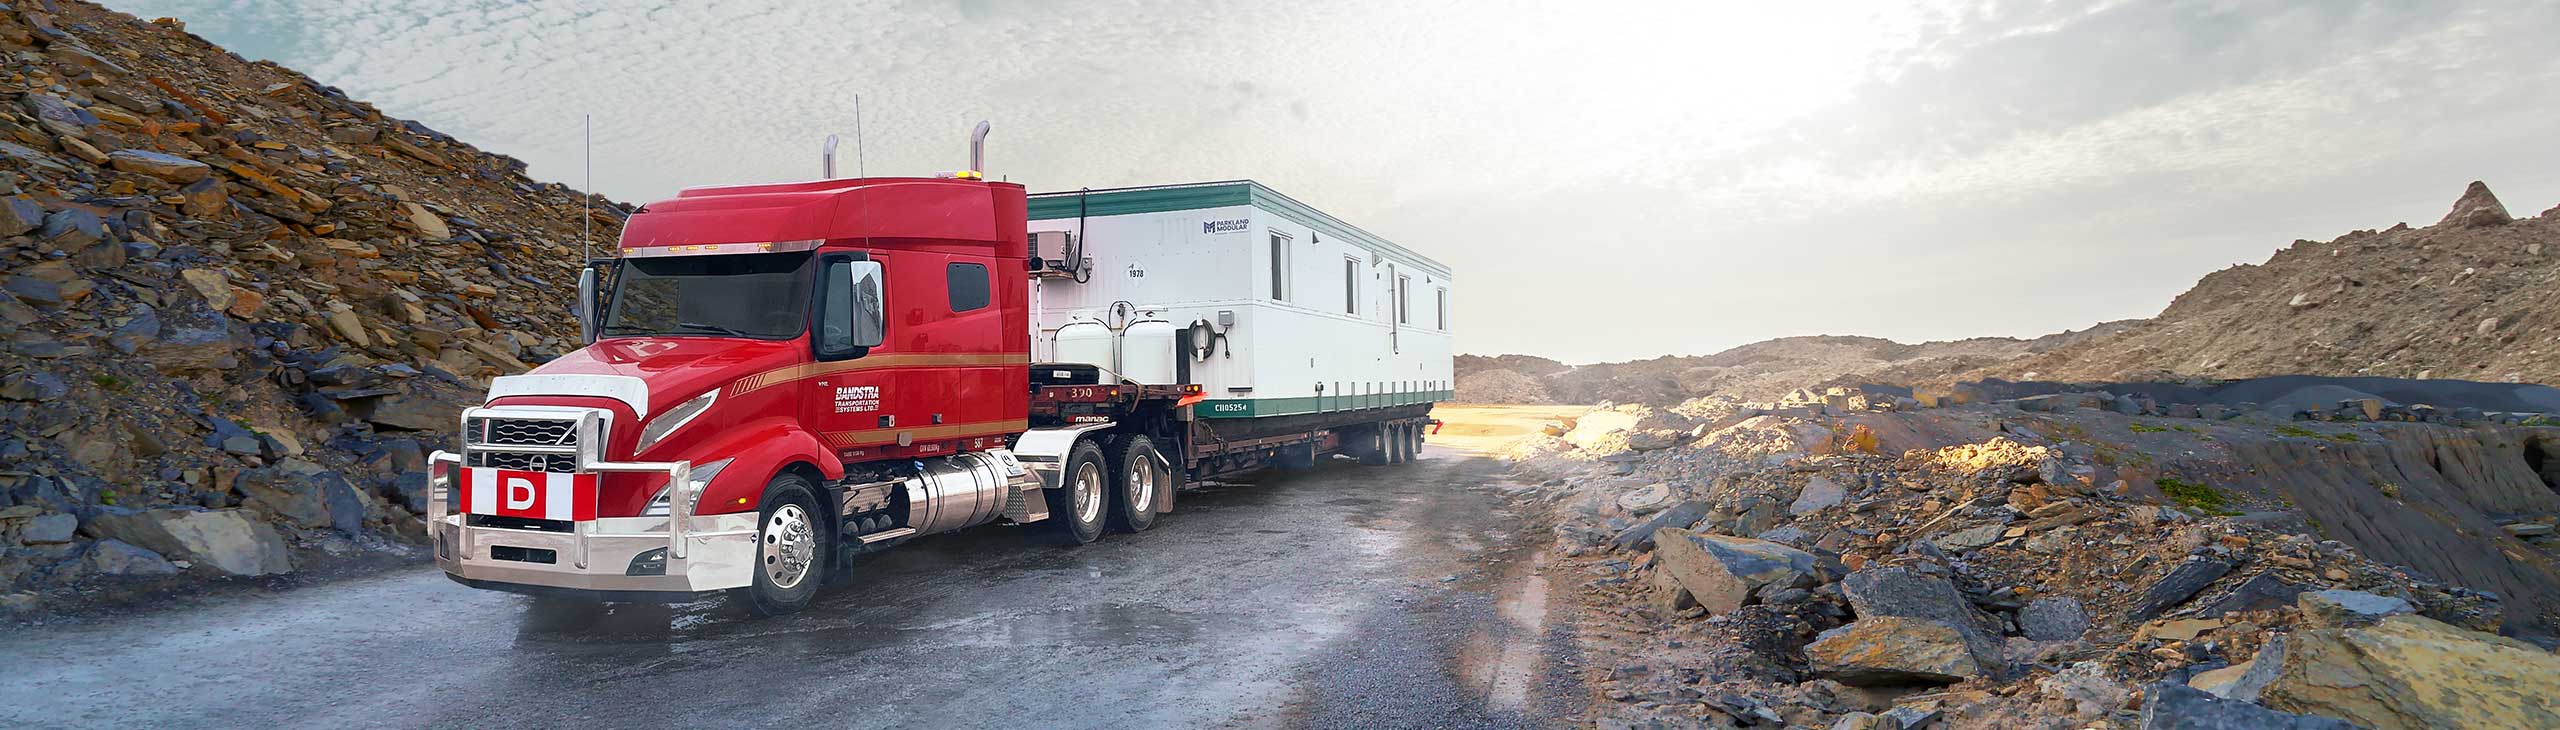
1027,180 -> 1452,420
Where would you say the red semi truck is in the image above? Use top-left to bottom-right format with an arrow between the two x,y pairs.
428,130 -> 1452,614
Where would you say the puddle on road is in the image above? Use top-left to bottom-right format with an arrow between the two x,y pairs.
1457,550 -> 1551,711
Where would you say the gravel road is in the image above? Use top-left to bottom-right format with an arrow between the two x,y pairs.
0,448 -> 1584,729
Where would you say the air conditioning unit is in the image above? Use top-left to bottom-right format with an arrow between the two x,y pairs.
1031,231 -> 1087,276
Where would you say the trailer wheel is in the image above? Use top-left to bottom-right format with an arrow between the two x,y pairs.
745,472 -> 827,617
1358,425 -> 1392,465
1408,422 -> 1428,460
1106,435 -> 1164,533
1038,439 -> 1109,545
1388,423 -> 1410,464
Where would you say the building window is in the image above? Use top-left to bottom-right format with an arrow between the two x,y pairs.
946,262 -> 990,312
1396,275 -> 1411,324
1436,287 -> 1447,330
1269,233 -> 1291,301
1343,258 -> 1360,314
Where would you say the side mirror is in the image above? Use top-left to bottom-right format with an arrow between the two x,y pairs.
576,266 -> 599,344
845,260 -> 885,348
819,259 -> 887,359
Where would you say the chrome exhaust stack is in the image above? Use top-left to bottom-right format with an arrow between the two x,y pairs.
968,120 -> 990,175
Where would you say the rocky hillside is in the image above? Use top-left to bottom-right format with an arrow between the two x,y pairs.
1970,182 -> 2559,386
0,1 -> 624,608
1459,326 -> 2134,406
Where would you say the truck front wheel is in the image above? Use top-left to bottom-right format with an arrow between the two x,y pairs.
1107,435 -> 1164,533
745,472 -> 828,617
1039,440 -> 1109,545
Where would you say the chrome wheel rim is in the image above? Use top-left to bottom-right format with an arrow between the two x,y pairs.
1127,455 -> 1156,513
763,503 -> 815,589
1074,462 -> 1105,525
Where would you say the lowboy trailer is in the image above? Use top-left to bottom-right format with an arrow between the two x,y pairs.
428,126 -> 1453,614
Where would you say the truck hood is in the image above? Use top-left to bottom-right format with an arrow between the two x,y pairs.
519,336 -> 803,415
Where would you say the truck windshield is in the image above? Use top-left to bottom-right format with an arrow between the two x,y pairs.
602,252 -> 815,340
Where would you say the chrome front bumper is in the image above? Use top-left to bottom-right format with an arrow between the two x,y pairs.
428,451 -> 757,596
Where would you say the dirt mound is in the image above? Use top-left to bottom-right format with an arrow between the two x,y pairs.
1455,324 -> 2137,406
1452,367 -> 1551,403
1970,182 -> 2559,386
0,1 -> 624,606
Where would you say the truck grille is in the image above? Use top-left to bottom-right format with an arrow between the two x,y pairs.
469,450 -> 577,473
471,417 -> 579,447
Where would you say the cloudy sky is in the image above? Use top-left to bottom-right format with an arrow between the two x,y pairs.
110,0 -> 2560,363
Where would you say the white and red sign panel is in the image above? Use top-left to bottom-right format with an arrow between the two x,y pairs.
460,468 -> 598,521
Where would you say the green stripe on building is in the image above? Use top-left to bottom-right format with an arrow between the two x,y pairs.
1195,390 -> 1456,419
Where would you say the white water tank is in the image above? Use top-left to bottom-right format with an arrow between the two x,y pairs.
1121,319 -> 1179,385
1053,321 -> 1115,374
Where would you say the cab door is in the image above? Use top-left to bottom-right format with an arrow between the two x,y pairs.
803,253 -> 892,458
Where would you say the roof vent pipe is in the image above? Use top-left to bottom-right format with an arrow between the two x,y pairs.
969,120 -> 990,175
822,134 -> 839,179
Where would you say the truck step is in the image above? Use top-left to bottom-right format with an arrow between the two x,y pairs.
855,527 -> 917,545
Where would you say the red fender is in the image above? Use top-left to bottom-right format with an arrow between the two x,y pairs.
682,416 -> 845,516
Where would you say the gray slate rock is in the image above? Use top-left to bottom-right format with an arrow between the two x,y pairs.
0,196 -> 44,236
83,508 -> 291,576
1841,567 -> 2007,670
19,511 -> 77,544
2139,681 -> 2356,730
1790,475 -> 1847,515
0,370 -> 67,401
2130,556 -> 2233,620
1611,499 -> 1708,552
84,539 -> 179,576
2297,589 -> 2415,629
2198,572 -> 2308,616
1935,524 -> 2004,552
2019,596 -> 2091,641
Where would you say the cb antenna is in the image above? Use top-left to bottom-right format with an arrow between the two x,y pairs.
581,113 -> 592,262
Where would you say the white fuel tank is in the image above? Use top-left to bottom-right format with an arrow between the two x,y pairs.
1121,319 -> 1179,385
1052,321 -> 1116,375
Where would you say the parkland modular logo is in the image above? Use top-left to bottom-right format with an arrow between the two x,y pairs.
1203,218 -> 1249,234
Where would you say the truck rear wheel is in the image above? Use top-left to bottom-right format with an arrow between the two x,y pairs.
1107,435 -> 1164,533
1039,440 -> 1109,545
1388,423 -> 1410,464
745,472 -> 827,617
1359,425 -> 1392,465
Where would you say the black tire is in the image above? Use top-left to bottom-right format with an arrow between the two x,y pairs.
745,472 -> 827,617
1388,423 -> 1410,464
1106,434 -> 1165,533
1358,424 -> 1391,465
1039,439 -> 1109,545
1409,422 -> 1428,459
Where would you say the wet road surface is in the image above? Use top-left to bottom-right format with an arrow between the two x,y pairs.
0,448 -> 1585,729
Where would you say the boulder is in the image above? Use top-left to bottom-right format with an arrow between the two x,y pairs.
83,508 -> 291,576
1616,482 -> 1672,515
1611,500 -> 1707,552
2141,681 -> 2357,730
0,196 -> 43,236
2296,589 -> 2414,629
2018,597 -> 2090,641
18,511 -> 77,543
1652,528 -> 1818,615
1840,567 -> 2006,670
2129,555 -> 2232,620
2260,615 -> 2560,730
1806,616 -> 1981,685
236,464 -> 367,533
1790,475 -> 1847,515
83,539 -> 179,576
361,392 -> 453,431
2437,181 -> 2511,228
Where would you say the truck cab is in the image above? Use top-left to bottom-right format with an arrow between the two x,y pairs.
430,176 -> 1045,614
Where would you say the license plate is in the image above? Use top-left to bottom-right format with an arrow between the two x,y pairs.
460,468 -> 598,521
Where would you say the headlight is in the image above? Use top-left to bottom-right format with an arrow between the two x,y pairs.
634,389 -> 717,454
645,457 -> 732,516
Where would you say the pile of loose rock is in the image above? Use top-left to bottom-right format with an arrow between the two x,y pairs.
0,1 -> 626,610
1505,401 -> 2560,729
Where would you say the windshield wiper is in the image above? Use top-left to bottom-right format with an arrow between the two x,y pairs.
673,321 -> 756,337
